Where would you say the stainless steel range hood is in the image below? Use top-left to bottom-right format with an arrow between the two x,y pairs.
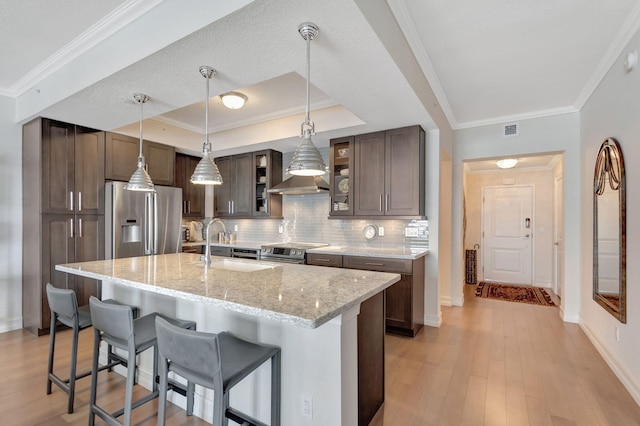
268,175 -> 329,195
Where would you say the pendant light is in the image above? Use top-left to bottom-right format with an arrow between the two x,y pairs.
287,22 -> 327,177
191,66 -> 223,185
124,93 -> 154,192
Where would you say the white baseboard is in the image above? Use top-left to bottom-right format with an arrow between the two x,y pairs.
440,296 -> 452,306
0,318 -> 23,333
424,313 -> 442,327
579,320 -> 640,407
451,294 -> 464,306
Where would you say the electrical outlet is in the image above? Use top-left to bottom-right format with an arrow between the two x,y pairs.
615,326 -> 620,342
301,393 -> 313,419
378,226 -> 384,236
234,224 -> 238,232
405,227 -> 419,237
278,224 -> 284,234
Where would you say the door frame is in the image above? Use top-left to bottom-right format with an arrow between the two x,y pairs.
480,184 -> 535,285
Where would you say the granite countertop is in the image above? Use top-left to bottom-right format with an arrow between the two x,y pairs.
308,245 -> 429,260
56,253 -> 399,329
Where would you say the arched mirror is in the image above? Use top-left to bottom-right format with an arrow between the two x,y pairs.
593,137 -> 626,323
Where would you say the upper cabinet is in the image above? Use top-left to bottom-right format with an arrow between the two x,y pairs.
214,149 -> 283,219
331,125 -> 425,219
174,153 -> 206,218
36,118 -> 105,215
105,132 -> 175,186
329,137 -> 354,216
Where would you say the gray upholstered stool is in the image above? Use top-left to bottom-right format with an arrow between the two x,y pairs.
155,316 -> 281,426
88,296 -> 196,426
45,283 -> 138,414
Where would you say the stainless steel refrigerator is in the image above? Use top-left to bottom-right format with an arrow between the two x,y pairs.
105,181 -> 183,259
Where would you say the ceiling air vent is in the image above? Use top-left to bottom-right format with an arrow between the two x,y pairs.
503,123 -> 518,137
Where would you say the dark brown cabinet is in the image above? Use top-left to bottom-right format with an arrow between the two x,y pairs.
105,132 -> 175,186
308,253 -> 425,337
331,125 -> 425,219
22,118 -> 105,335
174,153 -> 205,218
214,149 -> 283,218
252,150 -> 283,218
329,137 -> 354,216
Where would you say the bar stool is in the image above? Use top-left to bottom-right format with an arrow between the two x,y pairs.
88,296 -> 196,426
45,283 -> 138,414
155,316 -> 281,426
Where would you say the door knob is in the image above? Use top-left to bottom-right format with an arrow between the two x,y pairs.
524,234 -> 530,238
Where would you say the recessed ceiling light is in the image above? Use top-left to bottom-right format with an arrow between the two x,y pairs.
220,92 -> 248,109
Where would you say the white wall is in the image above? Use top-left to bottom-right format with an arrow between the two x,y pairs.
579,30 -> 640,404
452,113 -> 581,321
0,96 -> 23,332
464,168 -> 555,288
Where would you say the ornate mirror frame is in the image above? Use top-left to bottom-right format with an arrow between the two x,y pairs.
593,137 -> 626,323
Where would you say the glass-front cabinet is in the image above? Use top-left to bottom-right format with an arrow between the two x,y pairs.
252,149 -> 283,218
330,136 -> 354,216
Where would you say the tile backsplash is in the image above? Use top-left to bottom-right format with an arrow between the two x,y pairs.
200,147 -> 428,249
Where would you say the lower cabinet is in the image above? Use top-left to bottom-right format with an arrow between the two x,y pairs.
308,253 -> 425,337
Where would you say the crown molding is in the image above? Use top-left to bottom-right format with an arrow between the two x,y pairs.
455,106 -> 578,130
4,0 -> 163,98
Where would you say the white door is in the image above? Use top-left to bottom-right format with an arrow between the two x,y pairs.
554,176 -> 564,299
482,186 -> 533,285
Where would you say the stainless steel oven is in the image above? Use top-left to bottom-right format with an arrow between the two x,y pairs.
231,247 -> 260,260
260,242 -> 328,264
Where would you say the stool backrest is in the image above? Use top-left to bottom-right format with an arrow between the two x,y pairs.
46,283 -> 78,320
89,296 -> 134,342
155,317 -> 222,385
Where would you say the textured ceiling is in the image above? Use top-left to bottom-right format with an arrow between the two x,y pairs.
3,0 -> 640,158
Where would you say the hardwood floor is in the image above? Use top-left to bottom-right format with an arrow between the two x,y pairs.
1,284 -> 639,425
371,284 -> 640,426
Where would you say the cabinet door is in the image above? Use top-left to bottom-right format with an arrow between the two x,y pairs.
72,215 -> 104,306
42,214 -> 75,328
385,275 -> 413,330
144,140 -> 175,186
231,153 -> 253,217
176,154 -> 206,218
385,126 -> 424,216
105,132 -> 138,181
329,137 -> 354,216
214,156 -> 233,217
41,119 -> 74,214
354,132 -> 385,216
75,127 -> 105,214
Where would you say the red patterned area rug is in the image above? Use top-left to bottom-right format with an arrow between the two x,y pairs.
475,282 -> 556,307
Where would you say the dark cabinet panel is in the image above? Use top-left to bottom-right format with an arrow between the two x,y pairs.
331,125 -> 425,219
106,132 -> 175,186
307,253 -> 343,268
214,150 -> 282,218
23,118 -> 105,335
144,140 -> 175,186
354,132 -> 386,216
175,153 -> 206,218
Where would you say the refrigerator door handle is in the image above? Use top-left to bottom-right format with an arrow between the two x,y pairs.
144,193 -> 152,255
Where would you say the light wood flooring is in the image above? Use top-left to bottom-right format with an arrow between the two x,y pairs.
1,284 -> 639,425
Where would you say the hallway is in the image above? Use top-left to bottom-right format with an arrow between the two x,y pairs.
371,284 -> 640,425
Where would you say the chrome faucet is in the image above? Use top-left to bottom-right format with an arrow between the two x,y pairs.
202,218 -> 227,266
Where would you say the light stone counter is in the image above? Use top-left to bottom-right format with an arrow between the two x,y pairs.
308,245 -> 429,260
56,252 -> 399,329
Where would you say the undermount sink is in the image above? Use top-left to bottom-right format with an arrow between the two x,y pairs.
207,259 -> 275,272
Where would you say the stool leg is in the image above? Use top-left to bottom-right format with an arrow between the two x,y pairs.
222,392 -> 230,426
123,347 -> 137,426
46,314 -> 56,395
157,354 -> 168,426
186,381 -> 195,416
212,386 -> 225,426
88,329 -> 101,426
271,350 -> 281,426
66,321 -> 80,414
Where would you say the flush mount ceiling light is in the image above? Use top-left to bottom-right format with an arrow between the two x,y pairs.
220,91 -> 247,109
286,22 -> 327,177
496,158 -> 518,169
191,66 -> 223,185
124,93 -> 154,192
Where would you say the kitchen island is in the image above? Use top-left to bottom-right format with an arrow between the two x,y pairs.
56,253 -> 400,425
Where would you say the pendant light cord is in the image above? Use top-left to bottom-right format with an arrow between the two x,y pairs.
305,34 -> 311,127
138,97 -> 144,159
